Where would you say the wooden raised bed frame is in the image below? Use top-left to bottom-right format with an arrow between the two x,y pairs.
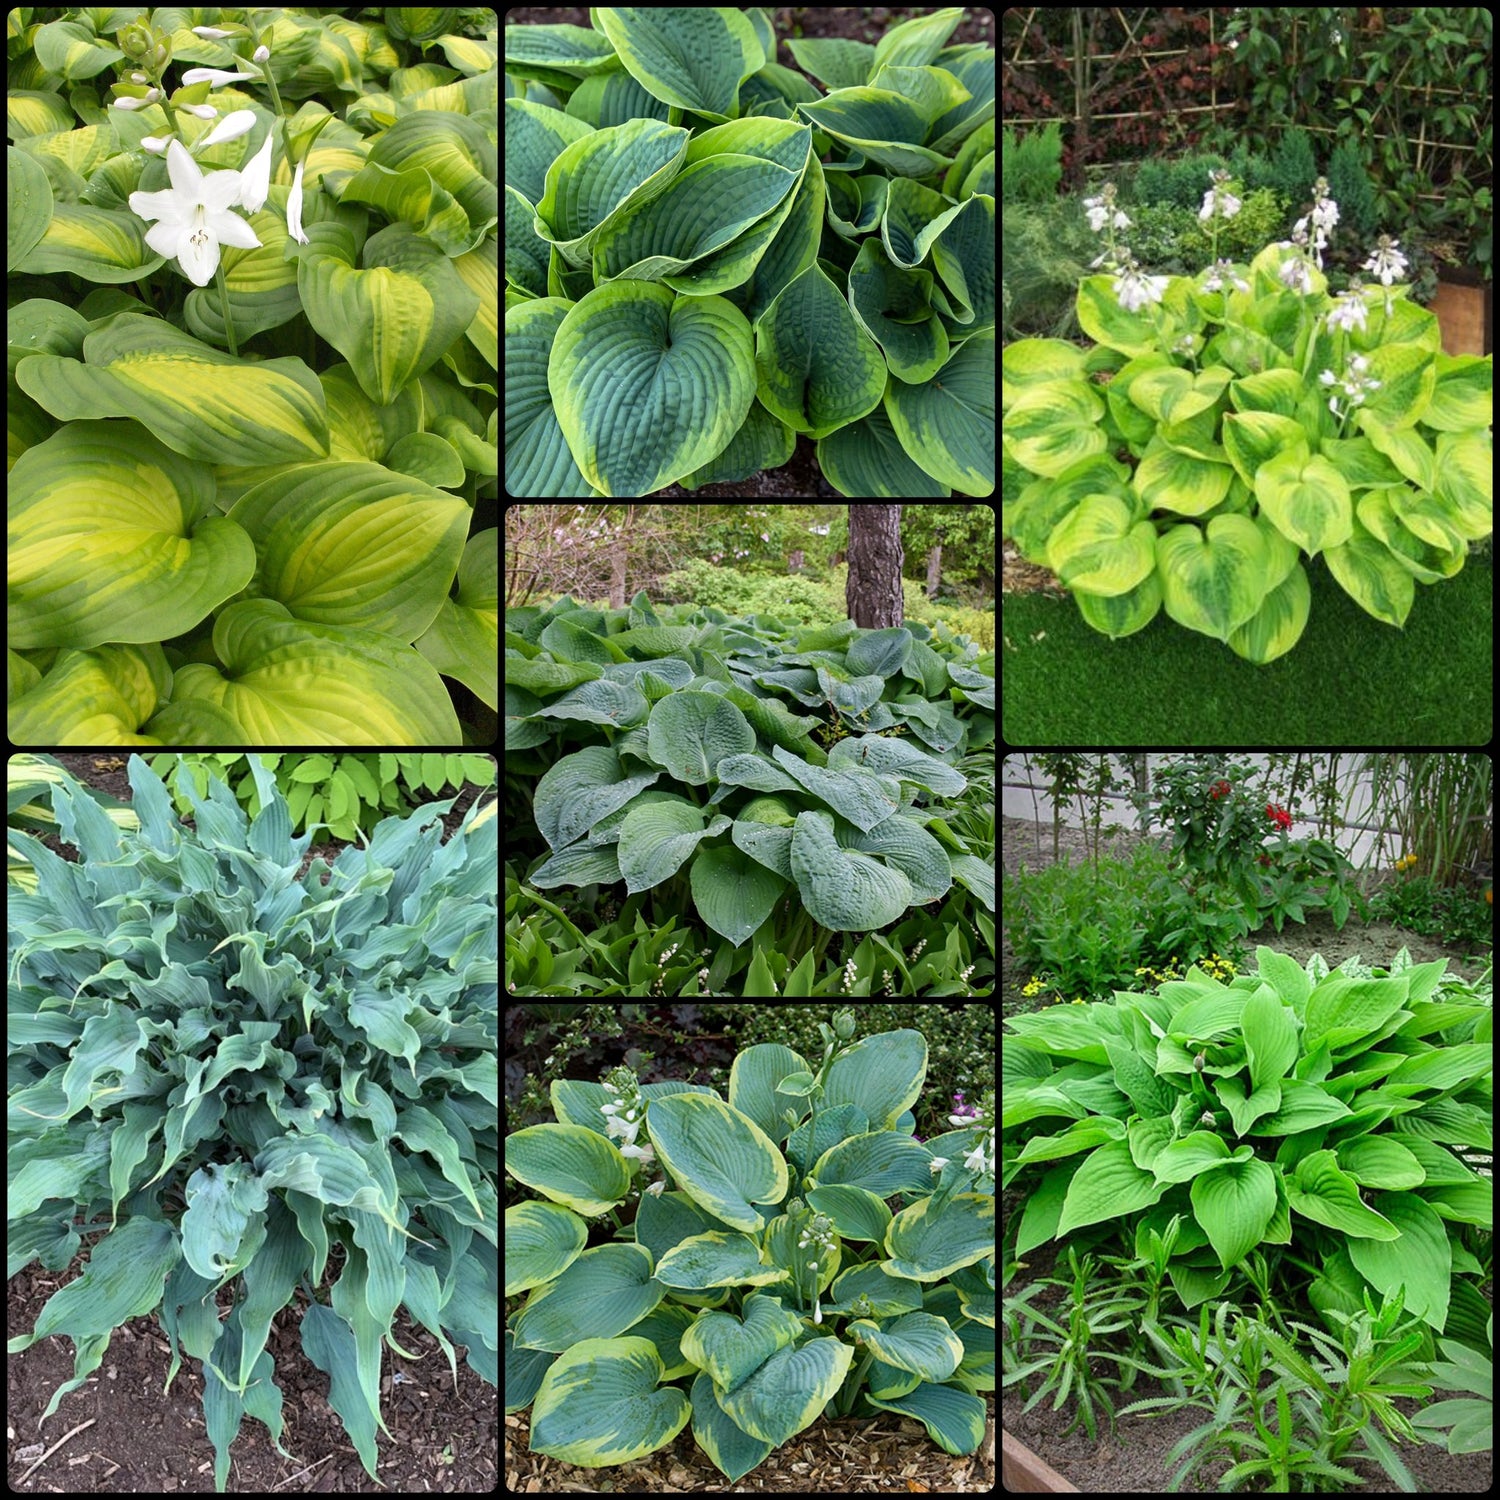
1002,1429 -> 1079,1492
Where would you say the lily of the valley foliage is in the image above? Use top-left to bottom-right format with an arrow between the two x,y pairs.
9,8 -> 498,746
7,756 -> 499,1491
505,7 -> 995,498
505,1019 -> 996,1479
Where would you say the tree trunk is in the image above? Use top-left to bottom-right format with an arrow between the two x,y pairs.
846,506 -> 904,627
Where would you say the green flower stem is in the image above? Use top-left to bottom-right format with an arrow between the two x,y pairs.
215,262 -> 239,356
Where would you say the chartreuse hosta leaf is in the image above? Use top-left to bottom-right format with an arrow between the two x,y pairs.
14,315 -> 329,466
8,421 -> 255,650
227,461 -> 469,640
298,222 -> 481,404
549,281 -> 756,497
171,600 -> 462,745
414,528 -> 499,710
5,643 -> 246,746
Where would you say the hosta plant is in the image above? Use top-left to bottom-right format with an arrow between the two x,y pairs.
1003,946 -> 1493,1332
1002,176 -> 1494,662
7,755 -> 499,1490
505,6 -> 995,497
505,1017 -> 995,1478
8,7 -> 498,744
506,590 -> 996,996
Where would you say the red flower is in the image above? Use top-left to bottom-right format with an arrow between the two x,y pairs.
1209,780 -> 1232,801
1266,803 -> 1292,830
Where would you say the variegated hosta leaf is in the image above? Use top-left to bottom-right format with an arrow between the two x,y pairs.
298,221 -> 481,404
414,529 -> 499,709
8,421 -> 256,650
227,460 -> 470,640
885,329 -> 994,497
172,600 -> 463,745
14,314 -> 329,466
596,7 -> 766,120
755,264 -> 886,439
549,282 -> 755,497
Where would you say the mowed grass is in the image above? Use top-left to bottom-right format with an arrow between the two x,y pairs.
1002,553 -> 1492,745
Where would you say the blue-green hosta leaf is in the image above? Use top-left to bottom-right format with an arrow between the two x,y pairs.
513,1243 -> 666,1353
647,1092 -> 790,1233
689,842 -> 786,946
755,263 -> 886,439
182,1162 -> 270,1280
647,691 -> 757,785
14,315 -> 329,466
864,1380 -> 986,1456
530,1336 -> 691,1467
8,422 -> 256,650
532,744 -> 663,850
848,1311 -> 963,1381
679,1293 -> 801,1388
597,7 -> 766,119
885,330 -> 995,496
227,460 -> 469,641
549,282 -> 755,497
298,222 -> 481,404
771,746 -> 901,833
797,87 -> 951,177
170,601 -> 462,746
788,810 -> 911,931
617,798 -> 732,893
717,1337 -> 856,1446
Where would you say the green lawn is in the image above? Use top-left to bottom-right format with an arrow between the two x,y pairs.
1002,554 -> 1492,745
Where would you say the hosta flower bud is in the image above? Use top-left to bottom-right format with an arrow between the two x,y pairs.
1200,1110 -> 1217,1127
833,1009 -> 855,1040
1194,1052 -> 1206,1072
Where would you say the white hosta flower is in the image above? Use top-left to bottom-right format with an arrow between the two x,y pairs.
182,66 -> 260,86
928,1155 -> 950,1175
1363,236 -> 1409,286
618,1142 -> 655,1163
128,137 -> 261,286
644,1179 -> 666,1197
182,103 -> 220,120
200,109 -> 257,148
286,157 -> 310,244
1114,265 -> 1170,313
1326,290 -> 1368,333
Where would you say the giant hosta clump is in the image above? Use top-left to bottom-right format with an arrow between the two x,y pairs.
7,756 -> 498,1491
1003,947 -> 1493,1333
505,6 -> 995,497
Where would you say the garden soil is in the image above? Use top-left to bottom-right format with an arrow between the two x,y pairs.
1002,815 -> 1493,1493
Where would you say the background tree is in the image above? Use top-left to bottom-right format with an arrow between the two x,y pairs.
846,505 -> 904,627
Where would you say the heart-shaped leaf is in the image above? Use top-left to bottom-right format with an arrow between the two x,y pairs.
549,281 -> 755,496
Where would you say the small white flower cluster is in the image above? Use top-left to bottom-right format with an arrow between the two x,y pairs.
599,1069 -> 655,1165
1319,351 -> 1382,420
796,1212 -> 835,1323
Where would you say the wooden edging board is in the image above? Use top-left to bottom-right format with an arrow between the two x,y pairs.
1001,1429 -> 1080,1493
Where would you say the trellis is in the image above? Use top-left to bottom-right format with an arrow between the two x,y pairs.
1002,7 -> 1493,208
